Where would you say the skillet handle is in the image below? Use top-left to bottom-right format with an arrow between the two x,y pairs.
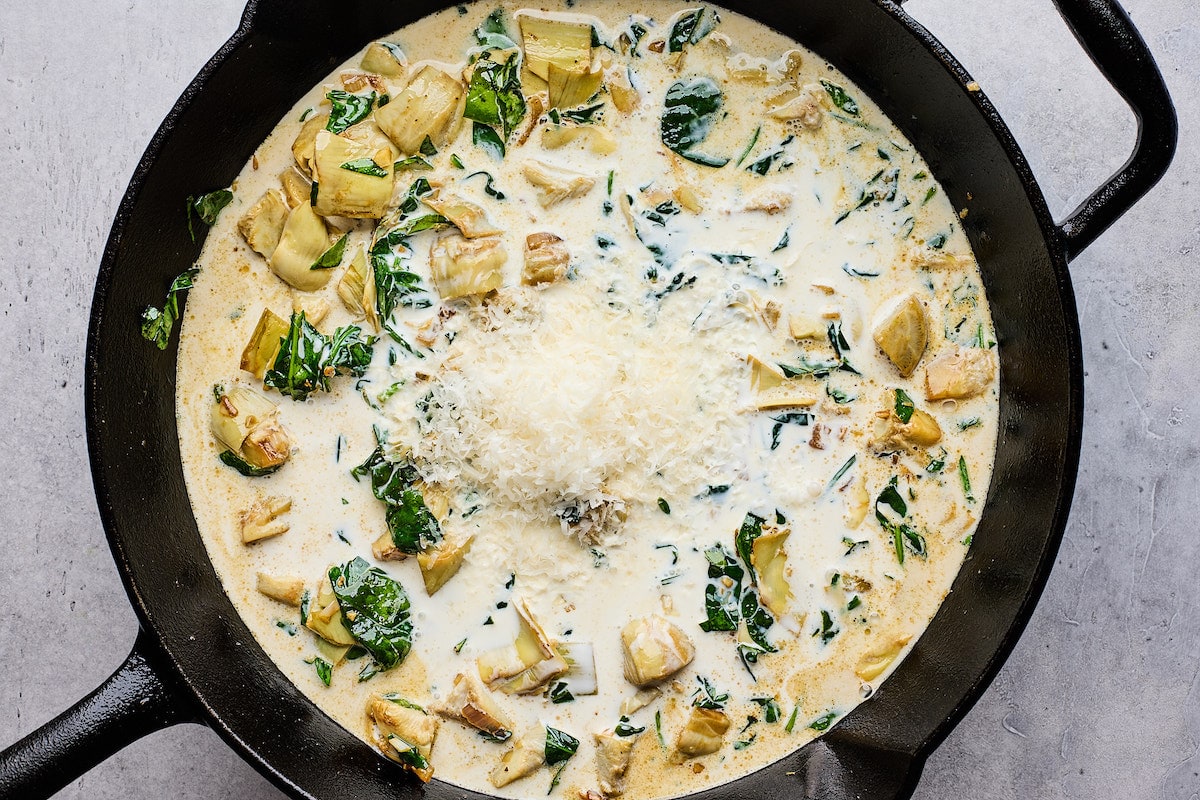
1050,0 -> 1177,260
0,629 -> 197,799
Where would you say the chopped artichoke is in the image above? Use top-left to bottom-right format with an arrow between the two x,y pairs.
312,129 -> 395,219
788,313 -> 824,340
315,638 -> 352,667
541,124 -> 618,154
924,347 -> 996,400
673,184 -> 703,213
519,13 -> 592,81
747,354 -> 785,393
521,160 -> 596,207
292,112 -> 329,177
416,534 -> 474,595
239,308 -> 289,379
522,232 -> 570,285
424,189 -> 501,238
269,202 -> 336,292
605,65 -> 640,112
768,83 -> 826,131
595,728 -> 636,796
369,694 -> 438,782
372,530 -> 408,562
477,597 -> 569,694
306,577 -> 357,646
490,724 -> 547,788
211,386 -> 279,454
872,293 -> 928,377
620,687 -> 662,716
278,167 -> 312,209
360,42 -> 408,78
873,395 -> 943,451
436,671 -> 514,738
292,296 -> 330,326
674,707 -> 729,759
375,65 -> 465,155
844,479 -> 870,529
239,495 -> 292,544
548,59 -> 603,109
241,416 -> 293,469
755,388 -> 818,411
751,527 -> 792,616
620,615 -> 695,687
256,572 -> 306,606
557,642 -> 597,696
430,233 -> 506,300
336,246 -> 379,330
237,189 -> 289,259
855,636 -> 911,681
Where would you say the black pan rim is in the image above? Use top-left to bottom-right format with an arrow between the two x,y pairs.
83,1 -> 1084,797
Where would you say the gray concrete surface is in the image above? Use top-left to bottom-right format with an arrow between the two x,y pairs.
1,1 -> 1196,798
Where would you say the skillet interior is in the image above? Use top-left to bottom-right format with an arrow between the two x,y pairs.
85,0 -> 1081,797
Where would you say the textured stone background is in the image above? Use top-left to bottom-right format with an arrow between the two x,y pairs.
1,1 -> 1196,798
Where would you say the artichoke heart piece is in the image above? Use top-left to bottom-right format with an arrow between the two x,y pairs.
269,202 -> 336,292
522,160 -> 595,207
674,707 -> 730,760
436,671 -> 514,739
595,728 -> 636,796
239,495 -> 292,544
751,528 -> 792,616
490,724 -> 547,788
292,112 -> 330,177
211,386 -> 279,454
557,641 -> 597,696
547,58 -> 603,109
477,597 -> 569,694
424,190 -> 501,238
361,42 -> 408,78
856,636 -> 912,681
518,13 -> 592,81
312,129 -> 395,219
211,387 -> 292,470
237,189 -> 289,259
256,572 -> 306,606
416,534 -> 474,595
279,167 -> 312,209
375,65 -> 465,155
872,293 -> 928,377
620,615 -> 695,687
605,65 -> 640,112
336,246 -> 380,330
239,308 -> 290,379
430,233 -> 506,300
369,694 -> 438,783
874,400 -> 943,451
522,232 -> 570,286
844,479 -> 870,529
747,354 -> 785,393
306,577 -> 357,646
925,346 -> 996,401
541,124 -> 618,154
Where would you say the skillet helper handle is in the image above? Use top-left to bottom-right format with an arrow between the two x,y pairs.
1050,0 -> 1177,260
0,629 -> 196,799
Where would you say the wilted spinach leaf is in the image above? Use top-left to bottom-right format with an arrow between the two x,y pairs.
140,267 -> 198,350
660,77 -> 729,167
218,449 -> 281,477
472,121 -> 506,160
263,311 -> 373,401
668,7 -> 720,52
325,89 -> 376,133
465,52 -> 526,138
186,190 -> 233,242
328,557 -> 413,670
820,80 -> 859,115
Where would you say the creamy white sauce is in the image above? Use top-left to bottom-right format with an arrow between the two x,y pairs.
176,2 -> 999,798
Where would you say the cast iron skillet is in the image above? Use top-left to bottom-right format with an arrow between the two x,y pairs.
0,0 -> 1176,798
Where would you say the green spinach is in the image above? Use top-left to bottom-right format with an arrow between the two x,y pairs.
660,77 -> 729,167
465,52 -> 526,140
141,267 -> 198,349
310,233 -> 349,270
185,190 -> 233,242
325,89 -> 376,134
263,311 -> 374,401
328,557 -> 413,670
667,7 -> 719,52
218,449 -> 281,477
